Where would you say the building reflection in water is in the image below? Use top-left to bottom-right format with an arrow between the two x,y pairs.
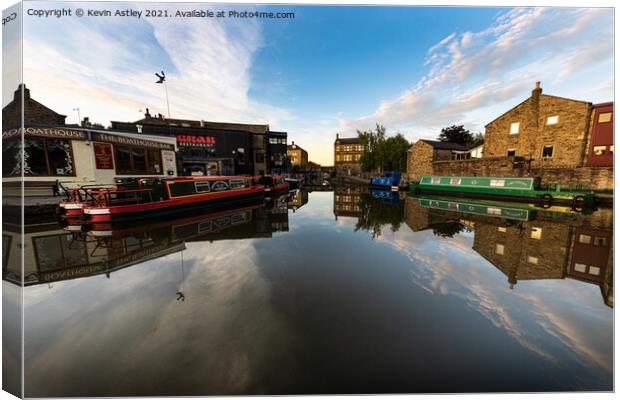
404,195 -> 613,308
287,189 -> 309,212
2,195 -> 291,287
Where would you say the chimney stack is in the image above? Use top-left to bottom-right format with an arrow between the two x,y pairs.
14,84 -> 30,101
336,133 -> 339,139
144,108 -> 151,118
532,81 -> 542,97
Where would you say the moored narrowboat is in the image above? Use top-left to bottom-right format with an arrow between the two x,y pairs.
410,176 -> 595,210
80,176 -> 264,222
254,175 -> 290,194
370,171 -> 402,191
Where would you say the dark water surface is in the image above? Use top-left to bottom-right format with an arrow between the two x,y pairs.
10,189 -> 613,396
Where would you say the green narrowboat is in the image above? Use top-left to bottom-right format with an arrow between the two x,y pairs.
409,176 -> 595,210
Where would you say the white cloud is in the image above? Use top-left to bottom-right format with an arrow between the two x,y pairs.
337,7 -> 613,148
21,2 -> 294,128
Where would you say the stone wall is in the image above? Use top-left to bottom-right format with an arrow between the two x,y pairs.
407,141 -> 455,182
484,84 -> 592,167
432,157 -> 613,191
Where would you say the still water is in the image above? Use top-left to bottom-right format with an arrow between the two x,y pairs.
5,187 -> 614,396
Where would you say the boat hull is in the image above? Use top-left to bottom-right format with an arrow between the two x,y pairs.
84,185 -> 265,222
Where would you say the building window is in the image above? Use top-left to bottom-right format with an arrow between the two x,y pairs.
509,122 -> 520,134
598,112 -> 612,123
531,227 -> 542,240
527,256 -> 539,265
593,237 -> 607,246
546,115 -> 559,125
495,243 -> 505,255
593,146 -> 606,156
541,145 -> 554,159
498,227 -> 507,233
589,266 -> 601,276
507,149 -> 516,157
578,234 -> 591,244
22,138 -> 75,176
114,146 -> 162,175
574,263 -> 587,273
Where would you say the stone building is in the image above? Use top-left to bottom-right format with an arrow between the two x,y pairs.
406,82 -> 614,190
406,140 -> 468,182
484,82 -> 594,167
287,141 -> 308,168
334,134 -> 364,175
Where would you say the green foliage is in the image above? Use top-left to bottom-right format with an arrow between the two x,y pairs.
354,192 -> 404,239
438,125 -> 473,146
469,132 -> 484,148
357,123 -> 410,173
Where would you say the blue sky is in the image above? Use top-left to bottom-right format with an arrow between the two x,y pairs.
8,2 -> 614,164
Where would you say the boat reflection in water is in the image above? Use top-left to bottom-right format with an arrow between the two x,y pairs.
405,194 -> 613,307
3,195 -> 290,287
5,187 -> 613,396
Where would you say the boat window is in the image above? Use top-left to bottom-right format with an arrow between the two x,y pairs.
509,122 -> 520,134
593,237 -> 607,246
593,146 -> 606,156
610,145 -> 614,153
598,112 -> 612,123
574,263 -> 587,273
487,207 -> 502,215
527,256 -> 539,265
229,179 -> 247,189
195,181 -> 211,193
530,227 -> 542,240
490,179 -> 505,187
449,178 -> 461,185
578,234 -> 591,244
542,145 -> 554,158
430,177 -> 441,184
211,181 -> 230,191
507,149 -> 516,157
588,266 -> 601,276
495,244 -> 505,255
546,115 -> 559,125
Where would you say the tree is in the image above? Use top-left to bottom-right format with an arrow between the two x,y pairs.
469,132 -> 484,148
357,124 -> 410,173
438,125 -> 473,146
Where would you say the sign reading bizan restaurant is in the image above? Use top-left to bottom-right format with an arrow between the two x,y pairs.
176,134 -> 216,147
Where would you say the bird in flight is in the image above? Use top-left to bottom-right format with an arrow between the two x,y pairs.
155,71 -> 166,83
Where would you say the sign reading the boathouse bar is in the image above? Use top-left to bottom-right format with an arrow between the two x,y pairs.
2,127 -> 175,151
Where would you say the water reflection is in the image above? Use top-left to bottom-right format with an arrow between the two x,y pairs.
6,188 -> 613,396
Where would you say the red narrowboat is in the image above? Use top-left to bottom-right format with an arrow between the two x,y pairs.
254,175 -> 290,195
80,176 -> 264,222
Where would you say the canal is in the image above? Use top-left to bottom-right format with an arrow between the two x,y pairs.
5,187 -> 614,396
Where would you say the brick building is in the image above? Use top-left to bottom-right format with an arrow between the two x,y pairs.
406,140 -> 468,182
287,141 -> 308,168
334,134 -> 364,175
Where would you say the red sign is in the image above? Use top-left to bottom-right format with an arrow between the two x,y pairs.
176,135 -> 216,147
93,142 -> 114,169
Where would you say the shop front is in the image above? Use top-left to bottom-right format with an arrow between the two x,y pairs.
2,127 -> 177,195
